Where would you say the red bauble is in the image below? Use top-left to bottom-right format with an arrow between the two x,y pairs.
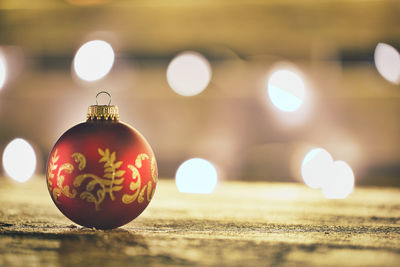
46,93 -> 157,229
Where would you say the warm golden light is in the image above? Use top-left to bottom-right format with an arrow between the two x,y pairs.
374,43 -> 400,84
0,54 -> 6,90
267,68 -> 305,112
322,160 -> 354,199
2,138 -> 37,183
301,148 -> 333,189
65,0 -> 111,6
167,51 -> 212,96
73,40 -> 115,82
175,158 -> 218,194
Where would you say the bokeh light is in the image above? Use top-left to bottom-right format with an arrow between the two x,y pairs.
374,43 -> 400,84
73,40 -> 115,82
167,51 -> 212,96
301,148 -> 333,189
322,160 -> 354,199
267,69 -> 306,112
0,54 -> 7,90
2,138 -> 37,182
175,158 -> 218,194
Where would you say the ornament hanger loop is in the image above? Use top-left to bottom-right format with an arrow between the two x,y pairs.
96,91 -> 112,106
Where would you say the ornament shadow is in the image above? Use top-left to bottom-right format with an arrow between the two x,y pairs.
56,228 -> 151,266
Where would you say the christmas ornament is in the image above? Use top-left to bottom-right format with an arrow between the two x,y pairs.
46,91 -> 157,229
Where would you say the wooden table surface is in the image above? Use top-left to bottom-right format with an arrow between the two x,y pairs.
1,177 -> 399,266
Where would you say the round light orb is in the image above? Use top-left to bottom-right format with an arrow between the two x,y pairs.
73,40 -> 115,82
267,69 -> 306,112
175,158 -> 218,194
374,43 -> 400,84
322,160 -> 354,199
301,148 -> 333,189
0,54 -> 6,90
2,138 -> 37,182
167,51 -> 212,96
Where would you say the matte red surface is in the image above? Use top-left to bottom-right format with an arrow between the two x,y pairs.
46,120 -> 157,229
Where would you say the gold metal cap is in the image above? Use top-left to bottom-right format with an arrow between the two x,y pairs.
86,91 -> 120,121
87,105 -> 119,121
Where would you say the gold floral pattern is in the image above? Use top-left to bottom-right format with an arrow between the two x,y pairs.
53,162 -> 77,203
122,153 -> 149,204
48,150 -> 77,203
73,148 -> 126,210
47,149 -> 58,189
47,148 -> 156,211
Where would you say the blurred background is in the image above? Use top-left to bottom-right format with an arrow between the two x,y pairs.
1,0 -> 400,188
